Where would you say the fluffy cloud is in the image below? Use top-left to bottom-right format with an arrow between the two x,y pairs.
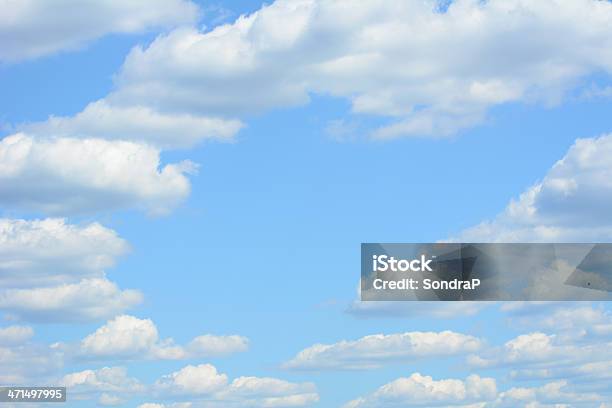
0,278 -> 142,322
467,303 -> 612,400
0,340 -> 63,384
510,360 -> 612,391
0,218 -> 128,287
153,364 -> 318,406
343,373 -> 607,407
343,373 -> 497,407
0,133 -> 194,215
78,315 -> 248,360
0,327 -> 45,385
23,100 -> 244,149
283,331 -> 481,370
79,315 -> 158,358
468,330 -> 612,379
0,325 -> 33,345
501,302 -> 612,338
95,0 -> 612,139
61,366 -> 144,394
155,364 -> 228,395
60,366 -> 144,407
453,134 -> 612,242
493,380 -> 602,407
470,332 -> 564,368
0,0 -> 198,62
0,218 -> 141,322
217,377 -> 319,407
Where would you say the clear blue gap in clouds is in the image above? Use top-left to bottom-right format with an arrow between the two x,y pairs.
112,92 -> 612,402
2,0 -> 612,406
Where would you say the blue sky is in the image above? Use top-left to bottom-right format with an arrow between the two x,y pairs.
2,1 -> 612,407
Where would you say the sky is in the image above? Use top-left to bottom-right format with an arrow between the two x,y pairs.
1,0 -> 612,407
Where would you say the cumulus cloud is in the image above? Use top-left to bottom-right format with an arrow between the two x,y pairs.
343,373 -> 497,407
468,330 -> 612,385
0,340 -> 63,384
0,218 -> 141,322
466,303 -> 612,399
452,134 -> 612,242
470,332 -> 566,368
20,0 -> 612,144
23,100 -> 244,149
501,302 -> 612,339
152,364 -> 318,406
283,331 -> 481,370
155,364 -> 228,395
61,366 -> 144,394
0,0 -> 199,62
0,325 -> 33,345
0,218 -> 128,287
493,380 -> 602,407
60,366 -> 144,407
78,315 -> 248,360
343,372 -> 607,407
0,133 -> 194,216
97,0 -> 612,139
50,364 -> 318,407
0,278 -> 142,322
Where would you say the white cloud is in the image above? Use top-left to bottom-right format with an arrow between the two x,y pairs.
493,380 -> 602,407
22,100 -> 244,149
343,373 -> 497,407
468,330 -> 612,375
0,218 -> 141,323
0,0 -> 199,62
509,360 -> 612,393
283,331 -> 481,370
60,366 -> 143,407
0,325 -> 33,345
153,364 -> 318,406
343,373 -> 607,407
155,364 -> 228,395
0,278 -> 142,322
97,0 -> 612,139
79,315 -> 158,358
218,377 -> 319,407
452,134 -> 612,242
78,315 -> 248,360
472,304 -> 612,399
0,218 -> 128,288
501,302 -> 612,339
0,133 -> 194,216
473,332 -> 561,367
0,342 -> 63,384
61,366 -> 144,394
